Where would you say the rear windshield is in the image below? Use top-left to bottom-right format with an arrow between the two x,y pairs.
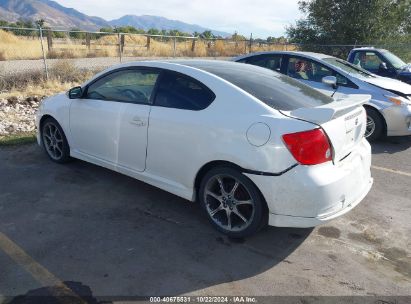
179,61 -> 333,111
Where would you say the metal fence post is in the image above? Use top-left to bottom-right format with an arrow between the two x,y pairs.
249,33 -> 253,53
118,33 -> 122,63
85,33 -> 91,50
46,30 -> 53,52
38,26 -> 49,80
173,37 -> 177,57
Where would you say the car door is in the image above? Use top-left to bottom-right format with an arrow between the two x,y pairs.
70,68 -> 160,172
285,56 -> 335,95
284,56 -> 360,98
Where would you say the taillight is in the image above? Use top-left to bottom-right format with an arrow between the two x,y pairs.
282,128 -> 332,165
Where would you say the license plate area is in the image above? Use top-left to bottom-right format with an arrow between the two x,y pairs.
344,110 -> 363,145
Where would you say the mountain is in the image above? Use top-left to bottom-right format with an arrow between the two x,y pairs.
0,0 -> 110,30
0,0 -> 230,36
109,15 -> 230,37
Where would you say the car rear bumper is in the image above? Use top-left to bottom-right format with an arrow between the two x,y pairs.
382,104 -> 411,136
246,138 -> 373,228
267,176 -> 373,227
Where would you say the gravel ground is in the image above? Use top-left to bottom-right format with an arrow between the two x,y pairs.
0,96 -> 42,135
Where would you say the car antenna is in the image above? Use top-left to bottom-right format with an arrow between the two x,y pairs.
331,83 -> 338,98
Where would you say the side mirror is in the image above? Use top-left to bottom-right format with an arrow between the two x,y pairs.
380,62 -> 388,70
68,86 -> 83,99
322,76 -> 337,89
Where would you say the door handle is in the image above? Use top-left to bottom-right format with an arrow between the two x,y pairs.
130,117 -> 146,127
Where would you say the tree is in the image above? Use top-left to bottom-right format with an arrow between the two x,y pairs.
200,30 -> 214,39
69,27 -> 85,39
231,31 -> 246,41
35,19 -> 45,28
286,0 -> 410,57
147,28 -> 160,36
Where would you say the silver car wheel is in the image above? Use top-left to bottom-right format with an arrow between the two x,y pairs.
42,122 -> 64,161
365,115 -> 375,138
204,174 -> 255,232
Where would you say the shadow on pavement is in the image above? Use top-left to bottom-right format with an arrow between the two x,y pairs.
0,144 -> 312,298
371,135 -> 411,154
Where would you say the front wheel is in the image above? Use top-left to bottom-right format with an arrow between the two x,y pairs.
199,167 -> 267,238
41,118 -> 71,163
365,107 -> 384,141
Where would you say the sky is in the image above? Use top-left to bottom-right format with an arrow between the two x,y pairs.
56,0 -> 302,38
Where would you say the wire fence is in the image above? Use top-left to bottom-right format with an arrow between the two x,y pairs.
0,26 -> 294,80
0,26 -> 410,83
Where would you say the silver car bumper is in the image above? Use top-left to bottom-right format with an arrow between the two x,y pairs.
382,105 -> 411,136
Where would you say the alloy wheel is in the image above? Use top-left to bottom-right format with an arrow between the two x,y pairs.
365,115 -> 375,138
204,174 -> 255,232
42,122 -> 64,161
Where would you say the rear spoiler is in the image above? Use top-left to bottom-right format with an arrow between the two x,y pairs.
280,94 -> 371,124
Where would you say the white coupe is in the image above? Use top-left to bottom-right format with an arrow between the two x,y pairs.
36,60 -> 373,237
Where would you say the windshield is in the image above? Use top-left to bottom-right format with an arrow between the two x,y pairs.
380,50 -> 407,69
178,61 -> 333,111
323,58 -> 374,78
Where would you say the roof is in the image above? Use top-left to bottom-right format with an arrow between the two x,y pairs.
232,51 -> 334,61
350,47 -> 388,52
99,59 -> 283,78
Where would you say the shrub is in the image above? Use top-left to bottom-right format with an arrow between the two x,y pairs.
0,70 -> 45,91
49,60 -> 89,83
47,49 -> 79,59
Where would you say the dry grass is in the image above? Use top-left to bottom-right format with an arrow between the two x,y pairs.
0,60 -> 102,99
0,30 -> 44,60
0,30 -> 295,60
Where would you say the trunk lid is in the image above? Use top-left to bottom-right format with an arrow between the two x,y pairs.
281,94 -> 370,163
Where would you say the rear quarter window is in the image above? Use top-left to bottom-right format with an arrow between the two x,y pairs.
154,70 -> 215,110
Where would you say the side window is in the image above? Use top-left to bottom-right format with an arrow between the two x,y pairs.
247,55 -> 283,72
335,73 -> 357,88
353,51 -> 382,71
86,69 -> 159,104
154,71 -> 215,110
335,73 -> 349,86
287,57 -> 333,82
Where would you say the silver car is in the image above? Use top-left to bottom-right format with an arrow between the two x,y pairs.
233,51 -> 411,140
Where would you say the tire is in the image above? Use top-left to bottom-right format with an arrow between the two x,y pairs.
41,117 -> 71,163
365,107 -> 384,141
199,166 -> 267,238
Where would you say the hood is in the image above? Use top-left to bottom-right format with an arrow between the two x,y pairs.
363,76 -> 411,95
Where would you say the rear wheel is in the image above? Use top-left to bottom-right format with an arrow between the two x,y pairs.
365,107 -> 384,141
199,167 -> 267,238
41,118 -> 71,163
